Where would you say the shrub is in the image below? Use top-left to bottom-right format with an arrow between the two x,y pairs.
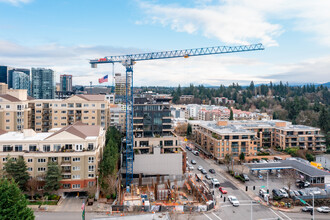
106,195 -> 111,200
280,201 -> 285,207
273,201 -> 279,207
49,194 -> 58,200
111,193 -> 116,199
34,193 -> 41,200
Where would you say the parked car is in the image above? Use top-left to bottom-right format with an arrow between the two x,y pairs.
316,206 -> 330,213
211,178 -> 220,187
288,190 -> 296,198
272,189 -> 284,199
205,174 -> 212,180
209,169 -> 215,174
282,187 -> 289,192
219,187 -> 227,194
191,160 -> 197,165
298,190 -> 307,196
241,174 -> 250,181
301,206 -> 313,212
201,169 -> 207,175
189,166 -> 194,170
197,166 -> 203,171
279,189 -> 289,198
293,190 -> 300,197
228,196 -> 239,207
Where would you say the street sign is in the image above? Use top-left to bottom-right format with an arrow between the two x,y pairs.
299,198 -> 307,204
260,186 -> 265,188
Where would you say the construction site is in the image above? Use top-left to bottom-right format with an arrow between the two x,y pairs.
113,173 -> 214,214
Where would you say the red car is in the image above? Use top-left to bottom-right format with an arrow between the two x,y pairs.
219,187 -> 227,194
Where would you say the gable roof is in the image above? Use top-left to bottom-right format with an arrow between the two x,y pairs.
0,94 -> 20,102
45,121 -> 101,140
76,94 -> 105,101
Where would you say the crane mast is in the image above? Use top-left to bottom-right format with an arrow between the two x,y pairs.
89,43 -> 264,188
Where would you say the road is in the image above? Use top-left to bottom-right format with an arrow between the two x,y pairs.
35,211 -> 109,220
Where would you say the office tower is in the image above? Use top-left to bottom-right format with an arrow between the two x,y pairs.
12,71 -> 30,94
31,68 -> 55,99
0,66 -> 13,85
60,74 -> 73,92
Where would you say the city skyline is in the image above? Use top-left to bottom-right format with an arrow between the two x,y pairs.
0,0 -> 329,86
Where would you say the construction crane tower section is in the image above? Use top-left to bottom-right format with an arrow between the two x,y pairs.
89,43 -> 264,188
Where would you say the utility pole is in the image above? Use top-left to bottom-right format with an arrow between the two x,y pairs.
250,200 -> 253,220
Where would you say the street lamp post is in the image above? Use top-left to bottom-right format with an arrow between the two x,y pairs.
311,193 -> 314,220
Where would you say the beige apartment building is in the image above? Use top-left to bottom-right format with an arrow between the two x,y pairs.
0,122 -> 105,193
29,94 -> 111,132
194,120 -> 259,160
190,120 -> 326,158
0,89 -> 33,132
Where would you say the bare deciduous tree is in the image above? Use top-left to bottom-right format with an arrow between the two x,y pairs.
282,169 -> 298,190
27,177 -> 39,196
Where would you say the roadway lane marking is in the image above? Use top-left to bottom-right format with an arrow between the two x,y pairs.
203,213 -> 213,220
211,212 -> 222,220
269,208 -> 284,220
279,211 -> 292,220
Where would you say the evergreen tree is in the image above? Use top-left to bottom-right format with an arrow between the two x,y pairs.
4,156 -> 30,191
239,152 -> 245,163
44,162 -> 62,193
319,107 -> 330,132
0,178 -> 35,220
187,124 -> 192,136
229,108 -> 234,120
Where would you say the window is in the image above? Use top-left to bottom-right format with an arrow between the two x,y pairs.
88,157 -> 94,163
88,182 -> 94,187
50,157 -> 57,162
61,123 -> 66,126
3,145 -> 12,152
63,184 -> 71,189
28,158 -> 33,163
54,144 -> 61,152
63,157 -> 70,161
38,158 -> 46,163
101,104 -> 105,108
6,105 -> 10,109
88,165 -> 95,172
72,175 -> 80,179
84,104 -> 89,107
75,144 -> 83,151
88,143 -> 94,150
6,119 -> 10,122
15,145 -> 22,152
68,103 -> 74,108
73,157 -> 80,162
6,112 -> 10,115
2,157 -> 8,162
28,167 -> 33,171
72,166 -> 80,171
61,117 -> 66,120
38,167 -> 46,172
88,174 -> 95,178
61,104 -> 66,107
43,145 -> 50,152
61,111 -> 66,114
83,111 -> 89,113
92,104 -> 95,107
72,184 -> 80,189
76,103 -> 82,108
37,186 -> 44,190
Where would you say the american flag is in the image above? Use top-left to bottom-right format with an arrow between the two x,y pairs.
98,75 -> 108,84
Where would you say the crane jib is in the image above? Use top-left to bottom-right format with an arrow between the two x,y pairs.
90,43 -> 264,64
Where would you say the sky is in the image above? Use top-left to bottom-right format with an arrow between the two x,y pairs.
0,0 -> 330,86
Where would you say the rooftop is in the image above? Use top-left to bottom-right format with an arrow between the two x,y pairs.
245,158 -> 330,177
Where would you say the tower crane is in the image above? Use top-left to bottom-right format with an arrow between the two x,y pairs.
89,43 -> 264,188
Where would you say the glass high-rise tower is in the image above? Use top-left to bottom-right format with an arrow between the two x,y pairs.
31,68 -> 55,99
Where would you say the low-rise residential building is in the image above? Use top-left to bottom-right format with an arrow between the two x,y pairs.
110,104 -> 126,132
190,120 -> 326,158
0,122 -> 105,193
179,95 -> 194,103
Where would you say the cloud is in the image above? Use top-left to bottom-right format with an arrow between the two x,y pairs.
0,0 -> 32,6
138,0 -> 330,47
262,56 -> 330,83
